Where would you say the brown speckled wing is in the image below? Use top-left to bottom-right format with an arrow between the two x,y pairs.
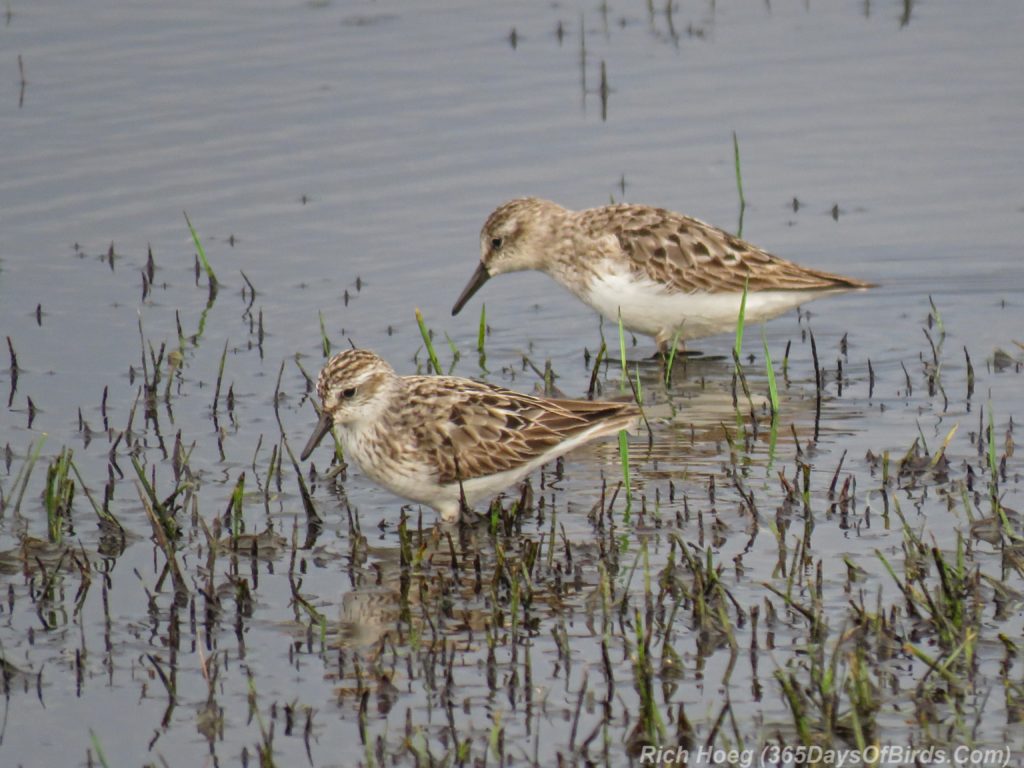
399,378 -> 636,485
583,204 -> 872,294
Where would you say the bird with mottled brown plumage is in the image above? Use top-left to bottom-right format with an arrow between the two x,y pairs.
300,349 -> 639,522
452,198 -> 873,352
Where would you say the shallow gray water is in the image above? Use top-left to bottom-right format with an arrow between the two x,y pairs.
1,1 -> 1023,766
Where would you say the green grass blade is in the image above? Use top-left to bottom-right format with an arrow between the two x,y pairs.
987,402 -> 998,483
229,471 -> 245,541
762,324 -> 779,415
734,277 -> 749,362
183,211 -> 218,288
767,413 -> 779,470
477,303 -> 486,353
415,308 -> 442,375
664,328 -> 683,384
89,729 -> 113,768
318,311 -> 330,357
928,294 -> 945,337
443,332 -> 461,373
733,131 -> 746,237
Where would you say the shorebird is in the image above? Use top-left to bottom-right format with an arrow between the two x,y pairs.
300,349 -> 639,522
452,197 -> 873,352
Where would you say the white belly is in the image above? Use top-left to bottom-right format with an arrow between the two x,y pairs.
582,269 -> 830,341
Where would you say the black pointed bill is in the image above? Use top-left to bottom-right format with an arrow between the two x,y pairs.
300,410 -> 335,461
451,262 -> 491,316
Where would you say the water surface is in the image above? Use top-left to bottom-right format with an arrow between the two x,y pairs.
1,1 -> 1022,765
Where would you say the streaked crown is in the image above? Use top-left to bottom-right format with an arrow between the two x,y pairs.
479,197 -> 566,275
316,349 -> 397,424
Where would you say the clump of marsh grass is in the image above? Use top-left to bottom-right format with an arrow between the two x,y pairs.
43,447 -> 75,544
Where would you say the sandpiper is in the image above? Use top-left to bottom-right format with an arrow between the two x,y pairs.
452,198 -> 873,352
300,349 -> 639,522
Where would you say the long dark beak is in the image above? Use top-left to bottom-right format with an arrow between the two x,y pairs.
300,411 -> 334,461
451,263 -> 490,316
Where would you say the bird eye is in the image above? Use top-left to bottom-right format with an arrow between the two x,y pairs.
490,237 -> 503,250
342,388 -> 356,398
